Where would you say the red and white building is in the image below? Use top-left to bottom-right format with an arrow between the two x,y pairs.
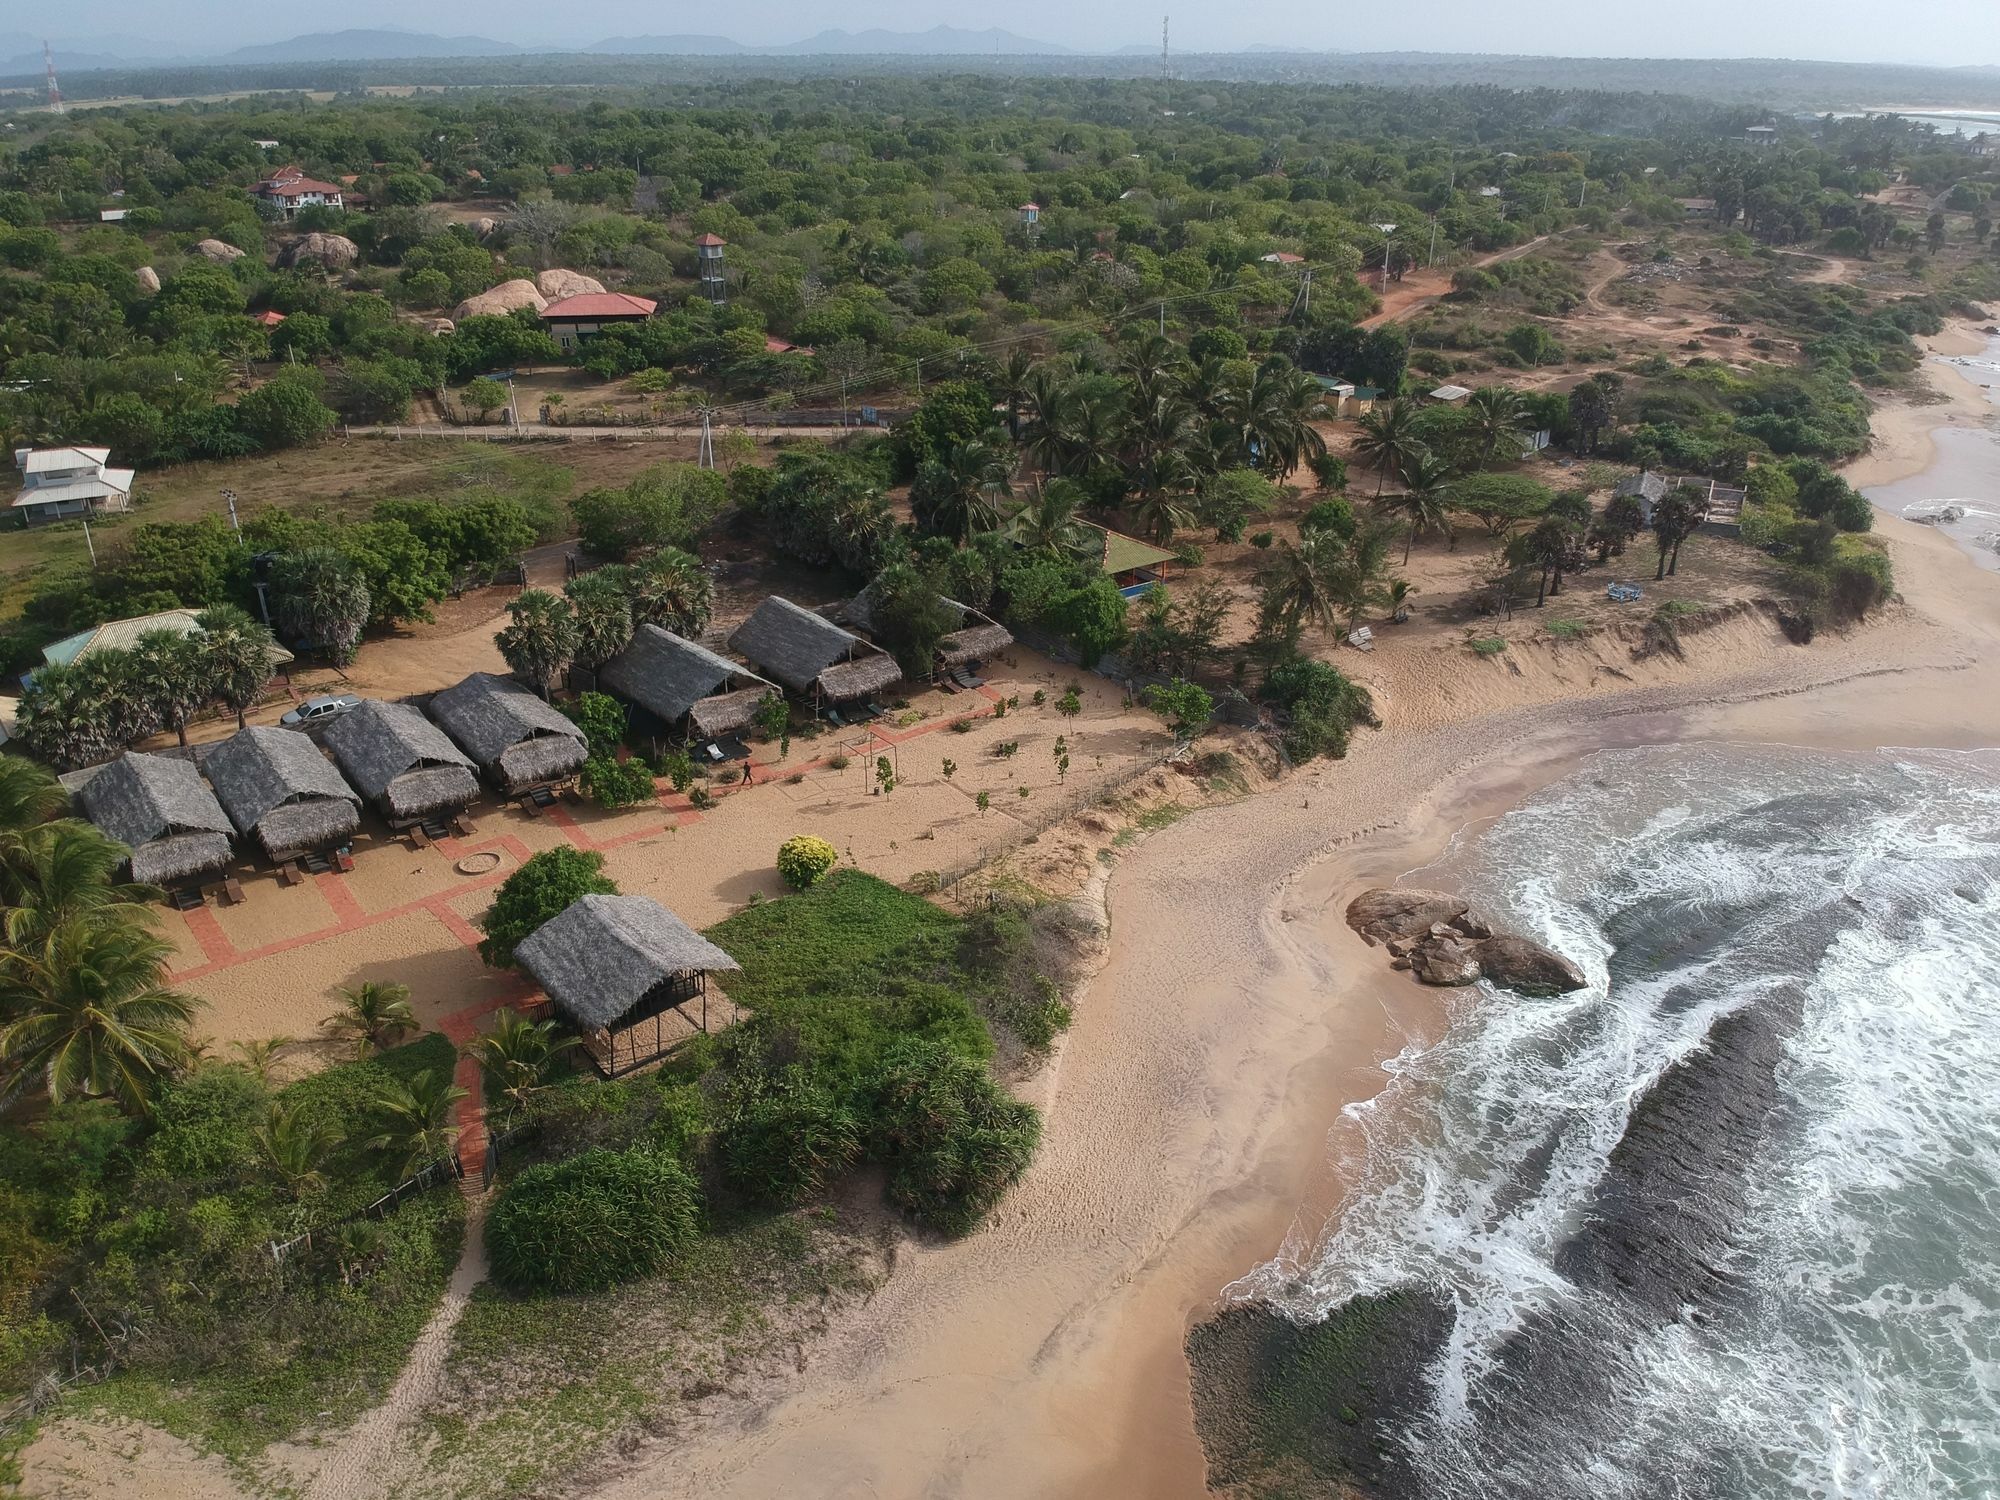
251,164 -> 344,217
538,292 -> 658,352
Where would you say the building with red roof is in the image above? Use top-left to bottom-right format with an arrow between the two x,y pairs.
253,310 -> 286,327
252,166 -> 343,217
538,292 -> 658,351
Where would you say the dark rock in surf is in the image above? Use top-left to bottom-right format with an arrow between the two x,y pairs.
1411,935 -> 1483,986
1475,934 -> 1589,996
1345,888 -> 1470,943
1346,888 -> 1589,995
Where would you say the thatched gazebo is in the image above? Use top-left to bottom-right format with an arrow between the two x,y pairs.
426,671 -> 587,795
64,752 -> 234,890
513,893 -> 740,1077
204,725 -> 361,866
727,597 -> 901,712
599,623 -> 780,741
843,585 -> 1013,681
321,699 -> 478,828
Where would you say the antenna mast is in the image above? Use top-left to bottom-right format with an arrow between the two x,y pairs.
1161,16 -> 1170,80
43,42 -> 62,115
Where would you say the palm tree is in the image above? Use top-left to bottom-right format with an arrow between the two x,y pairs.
464,1008 -> 575,1120
912,435 -> 1014,543
195,606 -> 279,730
1596,493 -> 1647,562
1242,360 -> 1330,478
1007,480 -> 1100,561
272,546 -> 371,667
1020,368 -> 1079,476
0,754 -> 65,832
1,820 -> 156,950
1259,529 -> 1353,639
1510,517 -> 1579,606
0,916 -> 199,1112
995,348 -> 1036,440
1352,401 -> 1429,498
625,547 -> 713,637
70,649 -> 161,755
563,571 -> 635,678
364,1068 -> 467,1177
497,589 -> 579,699
1120,331 -> 1187,404
1380,452 -> 1459,562
323,980 -> 416,1059
8,665 -> 107,774
1653,486 -> 1706,579
1466,386 -> 1531,469
129,628 -> 211,748
231,1035 -> 295,1084
253,1100 -> 339,1198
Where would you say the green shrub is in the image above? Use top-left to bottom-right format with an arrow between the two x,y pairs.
144,1064 -> 267,1177
580,755 -> 657,809
486,1147 -> 699,1293
870,1039 -> 1041,1236
563,691 -> 626,758
1263,659 -> 1378,762
655,748 -> 696,793
480,848 -> 616,967
716,1074 -> 862,1206
777,834 -> 839,890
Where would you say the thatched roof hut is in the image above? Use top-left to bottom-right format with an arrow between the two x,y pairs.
204,726 -> 361,864
427,672 -> 586,793
321,700 -> 479,823
600,624 -> 778,737
727,597 -> 901,705
843,586 -> 1013,674
65,752 -> 234,886
515,893 -> 740,1076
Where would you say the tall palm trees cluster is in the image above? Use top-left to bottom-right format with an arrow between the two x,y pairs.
499,546 -> 714,697
13,606 -> 281,773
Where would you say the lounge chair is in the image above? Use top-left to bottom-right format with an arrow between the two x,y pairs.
823,706 -> 847,727
1607,583 -> 1644,603
949,666 -> 985,690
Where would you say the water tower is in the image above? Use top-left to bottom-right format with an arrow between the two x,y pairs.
1018,202 -> 1040,235
695,232 -> 727,306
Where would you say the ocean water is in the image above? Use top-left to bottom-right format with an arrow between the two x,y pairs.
1248,744 -> 2000,1499
1865,332 -> 2000,571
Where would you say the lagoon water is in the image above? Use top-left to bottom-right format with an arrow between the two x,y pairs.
1242,744 -> 2000,1498
1865,333 -> 2000,571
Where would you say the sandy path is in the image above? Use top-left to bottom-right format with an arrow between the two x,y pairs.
296,1197 -> 491,1500
1359,234 -> 1555,329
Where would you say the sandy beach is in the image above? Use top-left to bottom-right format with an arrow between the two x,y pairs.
555,356 -> 2000,1497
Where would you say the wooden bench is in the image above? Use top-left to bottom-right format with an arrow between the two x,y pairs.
278,861 -> 303,886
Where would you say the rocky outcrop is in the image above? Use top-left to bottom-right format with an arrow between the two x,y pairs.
276,232 -> 359,271
470,216 -> 499,238
535,267 -> 605,300
420,316 -> 455,336
1346,888 -> 1588,995
133,265 -> 160,294
193,238 -> 246,263
451,278 -> 546,322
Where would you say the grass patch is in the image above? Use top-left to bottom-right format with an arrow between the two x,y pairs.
1546,617 -> 1587,640
1469,636 -> 1509,656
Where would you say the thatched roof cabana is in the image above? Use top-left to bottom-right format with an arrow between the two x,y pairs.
321,699 -> 478,823
843,586 -> 1013,675
600,624 -> 778,735
65,752 -> 234,886
727,597 -> 901,705
515,893 -> 740,1076
427,671 -> 587,793
204,725 -> 361,864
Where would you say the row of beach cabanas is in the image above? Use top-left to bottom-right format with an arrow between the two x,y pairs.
63,672 -> 590,893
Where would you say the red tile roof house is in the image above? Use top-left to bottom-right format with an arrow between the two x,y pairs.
538,292 -> 657,352
252,164 -> 344,217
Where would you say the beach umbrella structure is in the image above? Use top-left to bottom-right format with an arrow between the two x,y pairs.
726,597 -> 902,714
598,624 -> 780,743
513,893 -> 740,1077
320,699 -> 479,830
63,751 -> 234,892
426,671 -> 587,797
203,725 -> 360,869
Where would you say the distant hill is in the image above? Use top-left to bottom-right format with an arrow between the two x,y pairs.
769,26 -> 1071,56
219,30 -> 524,63
582,35 -> 748,56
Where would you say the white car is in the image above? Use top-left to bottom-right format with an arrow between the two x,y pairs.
281,694 -> 362,728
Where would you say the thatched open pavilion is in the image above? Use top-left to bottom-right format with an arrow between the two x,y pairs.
843,585 -> 1013,681
514,893 -> 741,1077
321,699 -> 478,828
426,671 -> 587,796
599,623 -> 780,741
64,752 -> 234,890
727,596 -> 901,712
204,725 -> 361,866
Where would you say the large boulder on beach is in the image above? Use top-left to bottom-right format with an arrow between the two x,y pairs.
277,233 -> 359,272
1475,935 -> 1588,996
535,268 -> 605,300
452,278 -> 546,322
1411,935 -> 1483,986
194,238 -> 246,264
133,265 -> 160,294
1346,888 -> 1471,945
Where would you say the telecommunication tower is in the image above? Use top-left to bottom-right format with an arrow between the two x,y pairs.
44,42 -> 62,114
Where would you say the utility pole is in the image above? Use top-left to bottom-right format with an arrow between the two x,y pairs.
81,514 -> 95,565
1428,218 -> 1440,267
222,488 -> 241,540
1373,223 -> 1398,294
696,405 -> 715,469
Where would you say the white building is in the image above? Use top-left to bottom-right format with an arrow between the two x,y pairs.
251,164 -> 344,217
11,447 -> 135,525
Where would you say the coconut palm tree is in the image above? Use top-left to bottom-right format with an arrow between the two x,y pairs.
496,589 -> 579,699
624,547 -> 713,637
465,1008 -> 575,1121
1466,386 -> 1532,470
195,606 -> 280,730
0,755 -> 64,833
1242,360 -> 1330,478
1120,331 -> 1187,404
129,628 -> 211,748
911,435 -> 1014,543
323,980 -> 417,1059
0,916 -> 199,1112
1259,529 -> 1353,639
1352,400 -> 1429,498
231,1035 -> 295,1084
253,1100 -> 339,1198
1379,451 -> 1459,562
563,570 -> 635,679
1,820 -> 156,950
1007,480 -> 1100,562
364,1068 -> 467,1178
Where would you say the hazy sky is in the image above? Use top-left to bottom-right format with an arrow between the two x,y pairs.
34,0 -> 2000,66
